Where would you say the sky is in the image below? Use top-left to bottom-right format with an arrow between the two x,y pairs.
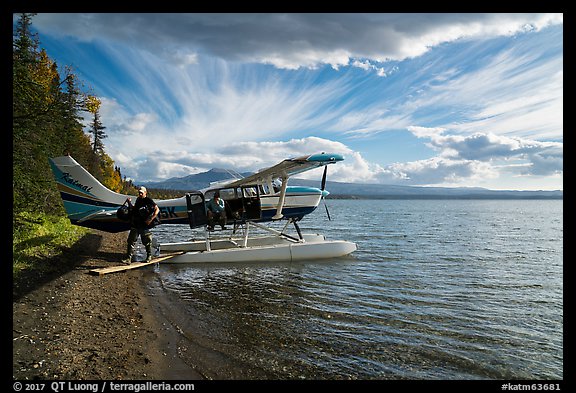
27,13 -> 563,190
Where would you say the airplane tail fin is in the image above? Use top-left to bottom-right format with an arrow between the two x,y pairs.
49,156 -> 130,232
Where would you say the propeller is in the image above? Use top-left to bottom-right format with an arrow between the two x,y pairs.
321,165 -> 332,221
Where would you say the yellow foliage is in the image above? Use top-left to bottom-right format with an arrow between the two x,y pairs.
28,49 -> 60,107
85,95 -> 101,114
99,154 -> 123,192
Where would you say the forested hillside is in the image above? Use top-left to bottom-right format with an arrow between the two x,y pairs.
13,13 -> 137,277
13,13 -> 135,217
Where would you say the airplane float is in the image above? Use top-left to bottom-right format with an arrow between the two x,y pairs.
49,153 -> 357,264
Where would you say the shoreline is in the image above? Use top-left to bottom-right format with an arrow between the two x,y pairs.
12,230 -> 202,380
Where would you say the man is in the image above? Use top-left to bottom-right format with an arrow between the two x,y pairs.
206,190 -> 227,230
122,186 -> 160,264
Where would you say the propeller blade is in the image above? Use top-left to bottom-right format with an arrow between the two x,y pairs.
324,200 -> 332,221
321,165 -> 331,220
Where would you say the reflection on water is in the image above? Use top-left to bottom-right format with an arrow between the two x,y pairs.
145,200 -> 563,379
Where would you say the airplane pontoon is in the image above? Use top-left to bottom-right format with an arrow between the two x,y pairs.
49,153 -> 357,264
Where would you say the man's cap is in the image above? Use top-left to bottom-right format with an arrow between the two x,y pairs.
138,186 -> 147,193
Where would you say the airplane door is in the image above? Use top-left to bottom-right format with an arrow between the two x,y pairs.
241,186 -> 261,220
186,192 -> 208,229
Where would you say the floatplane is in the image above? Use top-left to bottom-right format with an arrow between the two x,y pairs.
49,153 -> 357,265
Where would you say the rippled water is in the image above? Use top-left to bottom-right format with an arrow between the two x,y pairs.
144,199 -> 563,380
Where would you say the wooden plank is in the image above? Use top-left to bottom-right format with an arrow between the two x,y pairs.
89,252 -> 184,276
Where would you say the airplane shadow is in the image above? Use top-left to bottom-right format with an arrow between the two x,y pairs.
13,235 -> 57,252
13,232 -> 103,301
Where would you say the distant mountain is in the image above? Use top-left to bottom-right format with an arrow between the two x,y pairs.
142,168 -> 252,191
289,179 -> 563,199
142,169 -> 563,199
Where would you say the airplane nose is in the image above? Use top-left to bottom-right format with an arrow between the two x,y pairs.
321,190 -> 330,198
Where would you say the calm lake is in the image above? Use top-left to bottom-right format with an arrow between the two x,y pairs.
141,199 -> 563,380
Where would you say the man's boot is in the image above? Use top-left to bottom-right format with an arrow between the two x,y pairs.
122,254 -> 132,265
144,234 -> 153,263
122,241 -> 135,265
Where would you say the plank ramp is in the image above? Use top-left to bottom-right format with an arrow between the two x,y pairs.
89,253 -> 183,276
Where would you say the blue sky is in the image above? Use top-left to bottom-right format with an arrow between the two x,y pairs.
28,13 -> 563,190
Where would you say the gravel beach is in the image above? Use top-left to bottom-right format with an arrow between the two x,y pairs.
12,230 -> 202,380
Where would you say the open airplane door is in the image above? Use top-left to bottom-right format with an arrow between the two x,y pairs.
205,186 -> 262,223
240,186 -> 261,221
186,192 -> 208,229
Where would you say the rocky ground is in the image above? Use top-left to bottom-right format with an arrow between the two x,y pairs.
12,230 -> 201,380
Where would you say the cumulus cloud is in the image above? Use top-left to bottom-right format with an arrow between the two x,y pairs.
350,59 -> 398,77
407,126 -> 563,177
385,157 -> 498,185
116,137 -> 351,181
104,126 -> 563,189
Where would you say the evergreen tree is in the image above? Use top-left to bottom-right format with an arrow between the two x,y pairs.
85,95 -> 107,177
13,13 -> 135,215
12,13 -> 62,213
90,109 -> 107,155
60,69 -> 92,162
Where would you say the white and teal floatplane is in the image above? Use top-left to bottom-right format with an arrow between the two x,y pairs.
49,153 -> 357,264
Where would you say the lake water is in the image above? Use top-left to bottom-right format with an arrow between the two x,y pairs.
141,199 -> 563,380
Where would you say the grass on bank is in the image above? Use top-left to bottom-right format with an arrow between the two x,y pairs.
13,211 -> 89,279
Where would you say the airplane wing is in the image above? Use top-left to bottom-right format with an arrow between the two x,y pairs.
223,152 -> 344,188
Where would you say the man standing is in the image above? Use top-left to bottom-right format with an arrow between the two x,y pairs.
122,186 -> 160,264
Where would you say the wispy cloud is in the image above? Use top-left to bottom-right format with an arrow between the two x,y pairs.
100,55 -> 356,165
425,46 -> 563,139
340,27 -> 563,141
31,13 -> 563,189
